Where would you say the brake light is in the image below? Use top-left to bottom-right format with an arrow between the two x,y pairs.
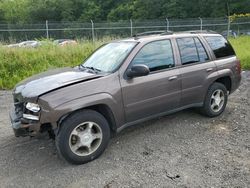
236,59 -> 241,74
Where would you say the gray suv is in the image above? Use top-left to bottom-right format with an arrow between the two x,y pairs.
10,31 -> 241,164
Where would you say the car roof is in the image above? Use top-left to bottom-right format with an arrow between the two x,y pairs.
118,30 -> 222,43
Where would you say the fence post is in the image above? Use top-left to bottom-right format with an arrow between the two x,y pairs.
91,20 -> 95,43
130,19 -> 133,36
45,20 -> 49,39
166,18 -> 169,31
227,16 -> 231,38
199,17 -> 203,31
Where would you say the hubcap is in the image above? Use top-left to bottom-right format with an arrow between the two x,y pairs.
210,89 -> 225,112
69,122 -> 103,156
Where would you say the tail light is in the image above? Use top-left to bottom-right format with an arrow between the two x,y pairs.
236,59 -> 241,74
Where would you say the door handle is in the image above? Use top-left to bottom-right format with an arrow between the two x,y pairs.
168,76 -> 178,81
206,68 -> 213,72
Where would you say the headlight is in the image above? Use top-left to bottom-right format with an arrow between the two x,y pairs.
26,102 -> 40,113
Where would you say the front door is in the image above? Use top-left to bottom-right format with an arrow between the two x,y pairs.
120,39 -> 181,123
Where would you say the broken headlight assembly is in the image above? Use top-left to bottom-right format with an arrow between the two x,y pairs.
25,102 -> 40,113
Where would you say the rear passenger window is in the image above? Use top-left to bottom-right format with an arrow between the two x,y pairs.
131,40 -> 174,72
177,37 -> 209,65
194,38 -> 209,62
177,38 -> 198,65
205,36 -> 235,59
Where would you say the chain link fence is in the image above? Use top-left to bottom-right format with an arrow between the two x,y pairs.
0,17 -> 250,42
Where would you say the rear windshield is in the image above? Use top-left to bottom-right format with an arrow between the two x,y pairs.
204,36 -> 235,59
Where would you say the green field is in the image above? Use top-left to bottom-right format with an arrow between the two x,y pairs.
0,36 -> 249,90
0,41 -> 103,89
229,36 -> 250,70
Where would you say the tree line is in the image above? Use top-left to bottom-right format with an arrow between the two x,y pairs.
0,0 -> 249,23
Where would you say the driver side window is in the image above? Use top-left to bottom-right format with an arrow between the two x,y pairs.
131,40 -> 175,72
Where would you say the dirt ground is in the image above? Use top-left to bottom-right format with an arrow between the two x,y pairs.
0,71 -> 249,188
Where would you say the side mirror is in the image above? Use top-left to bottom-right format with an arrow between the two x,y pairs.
126,64 -> 150,78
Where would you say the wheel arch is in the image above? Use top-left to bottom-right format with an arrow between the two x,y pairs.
56,104 -> 117,136
203,70 -> 233,103
214,76 -> 232,93
206,68 -> 233,93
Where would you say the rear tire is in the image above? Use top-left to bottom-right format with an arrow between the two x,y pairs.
200,82 -> 228,117
56,110 -> 110,165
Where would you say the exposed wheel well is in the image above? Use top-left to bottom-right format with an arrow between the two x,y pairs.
57,104 -> 117,135
87,104 -> 117,133
214,76 -> 232,93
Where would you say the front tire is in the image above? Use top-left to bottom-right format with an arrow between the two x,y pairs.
56,110 -> 110,165
200,82 -> 228,117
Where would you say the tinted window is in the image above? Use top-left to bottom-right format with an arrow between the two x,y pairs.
131,40 -> 174,72
177,38 -> 199,65
205,36 -> 235,58
194,38 -> 209,62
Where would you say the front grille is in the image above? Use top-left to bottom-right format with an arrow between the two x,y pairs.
13,94 -> 24,119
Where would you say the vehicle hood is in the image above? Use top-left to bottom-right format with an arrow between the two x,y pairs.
13,67 -> 103,101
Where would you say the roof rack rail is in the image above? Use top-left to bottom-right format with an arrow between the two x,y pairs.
132,30 -> 217,39
183,30 -> 218,34
133,30 -> 173,38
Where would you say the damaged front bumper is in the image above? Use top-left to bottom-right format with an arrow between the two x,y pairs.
9,106 -> 41,137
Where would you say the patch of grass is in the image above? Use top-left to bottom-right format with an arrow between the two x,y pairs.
0,36 -> 249,89
229,36 -> 250,70
0,41 -> 103,89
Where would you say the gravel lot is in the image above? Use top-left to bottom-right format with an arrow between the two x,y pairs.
0,71 -> 249,188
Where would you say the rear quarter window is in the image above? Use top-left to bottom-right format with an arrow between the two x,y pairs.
204,36 -> 235,59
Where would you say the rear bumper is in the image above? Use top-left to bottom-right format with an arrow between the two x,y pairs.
9,106 -> 41,137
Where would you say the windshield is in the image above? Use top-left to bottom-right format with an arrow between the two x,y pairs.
81,42 -> 137,73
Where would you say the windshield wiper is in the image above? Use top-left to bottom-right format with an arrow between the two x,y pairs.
79,65 -> 102,73
87,66 -> 102,72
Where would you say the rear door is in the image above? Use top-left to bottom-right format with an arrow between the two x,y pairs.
120,39 -> 181,123
176,37 -> 217,106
